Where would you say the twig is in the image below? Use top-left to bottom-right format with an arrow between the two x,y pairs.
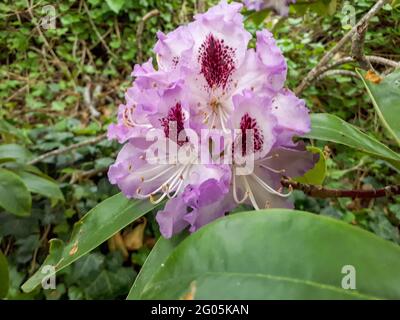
29,224 -> 51,275
136,9 -> 160,64
367,55 -> 400,68
281,178 -> 400,199
83,78 -> 102,118
83,1 -> 117,60
351,21 -> 373,70
6,84 -> 28,102
70,167 -> 108,184
28,133 -> 107,165
26,0 -> 76,86
295,0 -> 390,95
316,69 -> 359,81
309,55 -> 399,86
196,0 -> 206,13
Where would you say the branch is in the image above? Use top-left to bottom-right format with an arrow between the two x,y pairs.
26,0 -> 75,86
281,179 -> 400,199
367,55 -> 400,69
136,9 -> 160,64
70,167 -> 108,184
28,133 -> 107,165
307,55 -> 399,86
316,69 -> 359,81
83,1 -> 117,60
351,21 -> 373,70
196,0 -> 206,13
83,78 -> 102,119
295,0 -> 390,95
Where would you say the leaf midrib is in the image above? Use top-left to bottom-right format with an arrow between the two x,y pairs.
143,271 -> 380,300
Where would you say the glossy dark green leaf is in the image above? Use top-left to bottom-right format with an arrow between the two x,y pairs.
105,0 -> 126,13
17,171 -> 64,202
21,194 -> 159,293
0,251 -> 9,299
357,68 -> 400,146
0,120 -> 30,144
140,210 -> 400,300
0,168 -> 31,217
85,268 -> 135,299
127,232 -> 187,300
304,113 -> 400,169
0,144 -> 32,163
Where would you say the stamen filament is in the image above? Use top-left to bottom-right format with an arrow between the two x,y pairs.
233,170 -> 249,204
243,176 -> 260,210
251,173 -> 292,198
259,164 -> 286,174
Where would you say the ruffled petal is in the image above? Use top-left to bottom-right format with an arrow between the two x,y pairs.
271,89 -> 311,147
156,196 -> 190,238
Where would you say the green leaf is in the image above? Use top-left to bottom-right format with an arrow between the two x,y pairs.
17,171 -> 64,202
293,0 -> 337,16
246,8 -> 270,26
0,251 -> 9,299
21,193 -> 160,293
127,232 -> 187,300
294,147 -> 326,185
140,210 -> 400,299
105,0 -> 126,13
0,168 -> 31,216
357,69 -> 400,146
85,268 -> 135,299
0,144 -> 32,163
304,113 -> 400,169
0,120 -> 30,144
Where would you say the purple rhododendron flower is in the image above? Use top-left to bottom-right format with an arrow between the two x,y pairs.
244,0 -> 296,16
108,1 -> 316,238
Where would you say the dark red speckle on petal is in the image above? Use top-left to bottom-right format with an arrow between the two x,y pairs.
240,113 -> 264,156
160,103 -> 187,146
198,34 -> 236,90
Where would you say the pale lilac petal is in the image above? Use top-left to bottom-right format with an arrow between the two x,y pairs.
189,1 -> 251,71
256,30 -> 287,92
154,26 -> 194,71
244,0 -> 296,16
271,89 -> 311,147
231,90 -> 277,159
156,196 -> 190,238
260,143 -> 319,179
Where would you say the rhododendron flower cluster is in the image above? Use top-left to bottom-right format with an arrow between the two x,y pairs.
243,0 -> 296,16
108,1 -> 316,239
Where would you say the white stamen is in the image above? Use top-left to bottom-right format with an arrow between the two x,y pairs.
209,112 -> 217,129
260,164 -> 286,174
251,173 -> 292,198
233,170 -> 249,204
140,165 -> 175,183
137,165 -> 186,199
243,176 -> 260,210
218,109 -> 230,133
